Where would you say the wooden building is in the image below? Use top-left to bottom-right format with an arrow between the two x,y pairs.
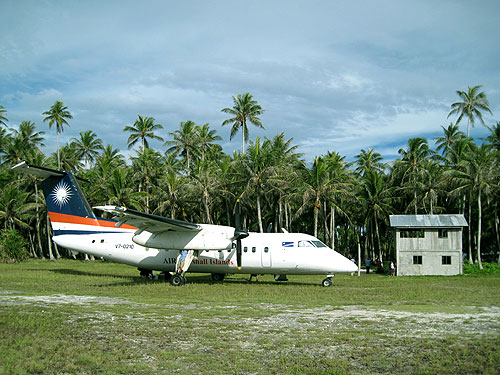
389,214 -> 468,276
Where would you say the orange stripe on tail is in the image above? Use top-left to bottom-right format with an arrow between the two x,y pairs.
48,212 -> 137,230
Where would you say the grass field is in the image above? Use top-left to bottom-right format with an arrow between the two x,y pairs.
1,259 -> 500,374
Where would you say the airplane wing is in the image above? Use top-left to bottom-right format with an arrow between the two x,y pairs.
94,206 -> 201,234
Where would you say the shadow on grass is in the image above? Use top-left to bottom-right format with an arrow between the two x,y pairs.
47,268 -> 139,280
39,268 -> 319,287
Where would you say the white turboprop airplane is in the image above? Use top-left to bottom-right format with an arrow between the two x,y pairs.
13,161 -> 357,286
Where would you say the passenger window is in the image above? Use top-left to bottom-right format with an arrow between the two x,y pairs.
244,246 -> 248,253
264,247 -> 269,253
252,247 -> 256,253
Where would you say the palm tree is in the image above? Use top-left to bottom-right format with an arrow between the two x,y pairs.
123,115 -> 164,151
71,130 -> 103,167
131,147 -> 163,213
452,144 -> 497,269
448,85 -> 492,138
354,148 -> 385,176
99,144 -> 125,168
239,137 -> 275,232
190,158 -> 220,224
0,184 -> 36,230
221,93 -> 265,153
54,143 -> 82,172
106,168 -> 145,209
434,123 -> 465,157
482,121 -> 500,153
297,156 -> 334,238
395,137 -> 433,214
155,170 -> 189,219
0,105 -> 8,127
42,101 -> 72,169
164,121 -> 200,170
323,152 -> 354,249
266,133 -> 303,232
358,170 -> 393,262
197,123 -> 222,160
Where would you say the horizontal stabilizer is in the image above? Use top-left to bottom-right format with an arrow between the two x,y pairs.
11,161 -> 65,179
12,161 -> 89,182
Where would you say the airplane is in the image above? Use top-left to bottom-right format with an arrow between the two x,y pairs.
13,161 -> 357,286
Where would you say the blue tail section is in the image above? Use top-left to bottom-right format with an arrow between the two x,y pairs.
40,172 -> 96,219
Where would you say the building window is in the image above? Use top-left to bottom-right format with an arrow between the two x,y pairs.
442,256 -> 451,265
400,229 -> 425,238
413,255 -> 422,265
438,229 -> 448,239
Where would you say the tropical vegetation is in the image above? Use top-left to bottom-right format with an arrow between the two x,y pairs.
0,90 -> 498,267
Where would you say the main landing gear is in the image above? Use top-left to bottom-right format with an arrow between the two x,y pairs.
170,272 -> 186,286
211,273 -> 226,282
321,275 -> 334,287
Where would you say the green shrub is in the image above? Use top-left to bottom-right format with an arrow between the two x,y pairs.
0,229 -> 29,263
463,260 -> 500,275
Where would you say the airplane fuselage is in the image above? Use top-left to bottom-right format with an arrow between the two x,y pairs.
53,231 -> 357,275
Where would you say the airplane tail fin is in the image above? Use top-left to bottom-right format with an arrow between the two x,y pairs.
12,162 -> 102,233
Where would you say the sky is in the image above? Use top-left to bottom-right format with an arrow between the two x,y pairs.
1,0 -> 499,163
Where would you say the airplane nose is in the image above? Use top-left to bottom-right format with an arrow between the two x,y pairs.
337,255 -> 358,273
347,260 -> 358,273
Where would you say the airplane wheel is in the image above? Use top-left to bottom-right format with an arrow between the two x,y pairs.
211,273 -> 225,282
170,273 -> 185,286
322,278 -> 333,287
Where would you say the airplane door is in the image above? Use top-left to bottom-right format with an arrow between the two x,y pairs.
274,244 -> 297,270
261,246 -> 271,267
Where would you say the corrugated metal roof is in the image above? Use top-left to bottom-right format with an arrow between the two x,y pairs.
389,214 -> 468,228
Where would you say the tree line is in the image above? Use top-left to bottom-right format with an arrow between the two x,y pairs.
0,87 -> 499,267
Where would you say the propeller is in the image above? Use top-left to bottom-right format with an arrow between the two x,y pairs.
234,199 -> 249,269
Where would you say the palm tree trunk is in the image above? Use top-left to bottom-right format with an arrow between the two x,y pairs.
257,194 -> 263,233
203,189 -> 211,224
242,121 -> 246,154
477,189 -> 483,270
46,214 -> 55,260
374,213 -> 383,262
278,197 -> 283,232
284,201 -> 289,231
468,195 -> 473,264
323,204 -> 329,244
495,209 -> 500,265
330,206 -> 335,250
57,132 -> 60,169
313,200 -> 319,238
34,182 -> 45,259
225,200 -> 231,227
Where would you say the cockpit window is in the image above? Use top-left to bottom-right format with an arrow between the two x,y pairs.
298,240 -> 315,247
312,240 -> 327,248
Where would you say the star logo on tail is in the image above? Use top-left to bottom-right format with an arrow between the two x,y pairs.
51,181 -> 73,208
